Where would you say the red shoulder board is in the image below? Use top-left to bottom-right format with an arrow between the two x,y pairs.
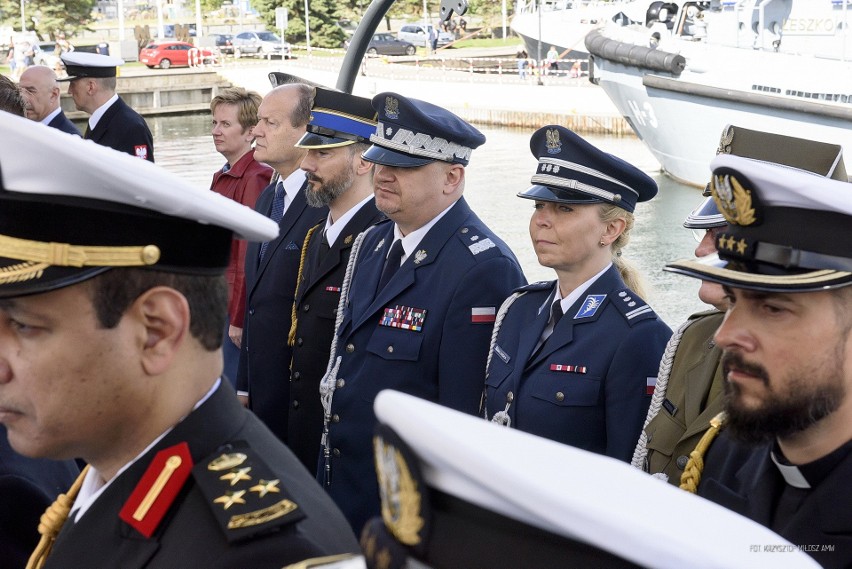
119,442 -> 194,537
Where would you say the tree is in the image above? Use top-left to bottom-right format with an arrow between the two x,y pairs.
254,0 -> 347,49
0,0 -> 96,39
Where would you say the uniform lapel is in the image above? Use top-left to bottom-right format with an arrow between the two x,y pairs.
87,98 -> 122,143
245,185 -> 274,296
255,181 -> 308,280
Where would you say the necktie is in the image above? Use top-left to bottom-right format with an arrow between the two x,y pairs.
259,182 -> 286,260
377,239 -> 404,291
550,300 -> 564,329
533,299 -> 564,357
320,231 -> 331,256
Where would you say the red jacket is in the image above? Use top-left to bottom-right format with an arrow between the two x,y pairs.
210,151 -> 273,327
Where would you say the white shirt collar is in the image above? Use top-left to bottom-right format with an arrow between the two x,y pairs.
71,379 -> 222,522
392,200 -> 457,263
88,93 -> 119,131
540,263 -> 613,317
40,106 -> 63,126
325,194 -> 373,247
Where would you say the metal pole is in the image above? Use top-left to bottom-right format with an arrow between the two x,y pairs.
118,0 -> 126,40
536,0 -> 543,85
20,0 -> 25,31
195,0 -> 203,39
304,0 -> 311,53
336,0 -> 398,92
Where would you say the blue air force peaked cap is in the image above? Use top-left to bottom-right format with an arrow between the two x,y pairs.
0,111 -> 278,298
59,52 -> 125,81
665,154 -> 852,292
296,87 -> 378,149
363,92 -> 486,168
518,125 -> 657,213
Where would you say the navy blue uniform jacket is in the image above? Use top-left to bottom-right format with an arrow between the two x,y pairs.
47,110 -> 81,136
42,382 -> 359,568
485,267 -> 671,462
237,179 -> 327,443
322,197 -> 526,533
0,427 -> 79,569
85,97 -> 154,162
288,198 -> 384,472
698,433 -> 852,569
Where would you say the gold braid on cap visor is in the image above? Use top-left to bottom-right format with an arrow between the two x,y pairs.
0,234 -> 160,283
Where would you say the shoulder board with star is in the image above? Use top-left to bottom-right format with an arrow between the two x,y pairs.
456,227 -> 503,260
611,289 -> 659,326
193,442 -> 305,543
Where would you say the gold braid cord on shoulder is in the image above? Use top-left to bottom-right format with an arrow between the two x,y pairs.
679,412 -> 726,493
289,224 -> 322,347
27,465 -> 90,569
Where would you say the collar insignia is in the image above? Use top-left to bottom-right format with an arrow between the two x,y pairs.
413,250 -> 427,264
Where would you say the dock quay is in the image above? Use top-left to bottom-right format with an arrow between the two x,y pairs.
63,46 -> 630,136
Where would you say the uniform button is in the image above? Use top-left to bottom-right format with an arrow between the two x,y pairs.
332,414 -> 340,423
303,304 -> 310,312
337,379 -> 345,388
387,345 -> 394,353
296,337 -> 304,346
332,448 -> 341,457
292,371 -> 301,381
676,455 -> 689,470
249,308 -> 255,315
346,343 -> 355,353
332,308 -> 338,315
461,227 -> 469,234
292,400 -> 299,409
506,391 -> 514,403
555,392 -> 565,402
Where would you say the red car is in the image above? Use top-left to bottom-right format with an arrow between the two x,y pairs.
140,41 -> 215,69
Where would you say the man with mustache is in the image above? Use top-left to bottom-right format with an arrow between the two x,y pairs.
287,87 -> 384,472
665,155 -> 852,569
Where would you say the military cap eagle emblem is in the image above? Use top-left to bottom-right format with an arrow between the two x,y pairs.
374,432 -> 425,547
545,128 -> 562,155
716,124 -> 735,155
711,173 -> 757,226
385,96 -> 400,119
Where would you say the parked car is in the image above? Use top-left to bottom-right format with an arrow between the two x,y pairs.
163,23 -> 197,38
397,23 -> 453,48
359,33 -> 416,56
139,41 -> 215,69
232,30 -> 291,59
212,33 -> 234,54
33,41 -> 62,70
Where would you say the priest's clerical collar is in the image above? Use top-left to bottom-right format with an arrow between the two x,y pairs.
771,439 -> 852,489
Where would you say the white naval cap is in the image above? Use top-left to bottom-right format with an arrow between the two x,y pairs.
0,110 -> 278,297
60,51 -> 125,80
366,389 -> 820,569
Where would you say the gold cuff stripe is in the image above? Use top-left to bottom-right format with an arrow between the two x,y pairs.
668,260 -> 849,285
0,234 -> 161,268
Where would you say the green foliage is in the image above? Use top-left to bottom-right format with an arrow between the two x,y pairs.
0,0 -> 97,39
254,0 -> 347,48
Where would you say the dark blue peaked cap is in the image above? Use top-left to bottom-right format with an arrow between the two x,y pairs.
363,92 -> 486,168
518,125 -> 657,213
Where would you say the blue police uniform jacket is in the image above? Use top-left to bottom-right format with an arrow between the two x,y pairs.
321,197 -> 526,534
484,266 -> 672,462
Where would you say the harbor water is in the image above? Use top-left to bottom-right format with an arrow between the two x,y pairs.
149,114 -> 708,327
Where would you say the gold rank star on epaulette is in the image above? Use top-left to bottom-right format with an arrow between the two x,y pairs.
194,443 -> 305,542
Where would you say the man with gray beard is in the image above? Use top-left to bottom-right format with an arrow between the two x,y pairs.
665,154 -> 852,569
286,87 -> 384,472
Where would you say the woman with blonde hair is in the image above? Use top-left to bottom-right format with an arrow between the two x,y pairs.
483,125 -> 672,462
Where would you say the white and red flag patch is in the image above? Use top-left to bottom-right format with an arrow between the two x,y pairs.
471,306 -> 496,323
646,376 -> 657,395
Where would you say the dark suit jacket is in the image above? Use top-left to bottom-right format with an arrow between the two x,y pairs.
47,109 -> 81,136
484,268 -> 672,462
322,197 -> 526,533
85,97 -> 154,162
699,434 -> 852,569
0,428 -> 79,569
237,178 -> 327,443
43,382 -> 359,568
645,310 -> 725,483
288,198 -> 384,471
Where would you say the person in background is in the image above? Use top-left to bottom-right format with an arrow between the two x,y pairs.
634,126 -> 848,484
208,87 -> 272,386
18,65 -> 81,135
516,48 -> 529,79
287,87 -> 384,472
236,82 -> 327,443
546,45 -> 559,75
0,110 -> 360,569
60,52 -> 154,161
483,125 -> 671,463
665,155 -> 852,569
